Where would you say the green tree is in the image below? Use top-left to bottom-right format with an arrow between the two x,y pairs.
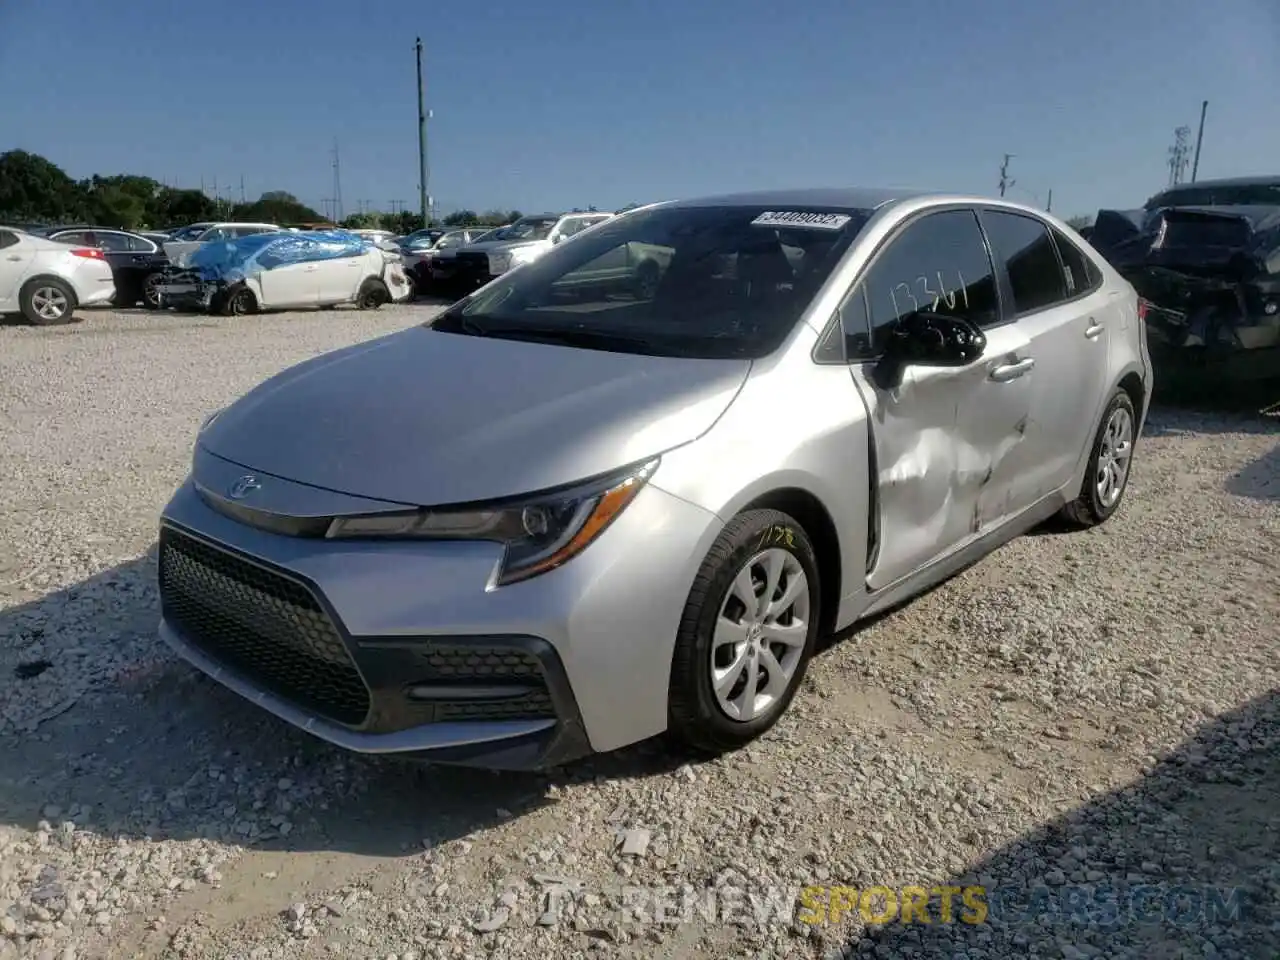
0,150 -> 90,223
443,209 -> 479,226
231,191 -> 324,226
154,188 -> 219,228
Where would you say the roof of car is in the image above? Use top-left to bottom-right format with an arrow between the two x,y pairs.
1155,175 -> 1280,192
663,187 -> 930,210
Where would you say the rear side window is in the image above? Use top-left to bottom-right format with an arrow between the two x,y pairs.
982,211 -> 1068,314
52,231 -> 91,245
0,231 -> 18,249
850,208 -> 999,357
1050,228 -> 1101,297
95,232 -> 133,253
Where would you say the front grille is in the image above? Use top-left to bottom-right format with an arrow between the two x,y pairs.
159,527 -> 371,726
413,643 -> 556,722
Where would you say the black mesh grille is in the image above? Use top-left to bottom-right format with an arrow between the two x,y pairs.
414,643 -> 556,722
159,528 -> 371,726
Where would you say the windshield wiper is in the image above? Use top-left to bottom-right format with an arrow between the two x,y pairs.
474,323 -> 656,351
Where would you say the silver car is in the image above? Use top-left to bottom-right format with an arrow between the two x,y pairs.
157,188 -> 1152,769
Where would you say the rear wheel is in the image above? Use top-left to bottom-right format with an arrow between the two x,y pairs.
667,509 -> 820,756
1059,388 -> 1137,528
357,278 -> 389,310
20,279 -> 75,325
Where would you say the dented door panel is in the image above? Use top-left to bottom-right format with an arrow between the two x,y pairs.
851,321 -> 1033,592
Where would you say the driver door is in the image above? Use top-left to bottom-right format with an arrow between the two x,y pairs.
841,208 -> 1036,592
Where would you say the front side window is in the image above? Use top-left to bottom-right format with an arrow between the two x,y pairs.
432,204 -> 874,359
0,230 -> 18,250
200,227 -> 230,242
851,209 -> 999,357
981,210 -> 1068,315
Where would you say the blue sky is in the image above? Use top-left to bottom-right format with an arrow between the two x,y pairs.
1,0 -> 1276,219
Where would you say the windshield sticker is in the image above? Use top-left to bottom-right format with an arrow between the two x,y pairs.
751,211 -> 852,231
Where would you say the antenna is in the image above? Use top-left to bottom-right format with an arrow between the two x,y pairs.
998,154 -> 1015,198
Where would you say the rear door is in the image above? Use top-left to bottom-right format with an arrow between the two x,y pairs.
978,210 -> 1112,502
838,208 -> 1036,592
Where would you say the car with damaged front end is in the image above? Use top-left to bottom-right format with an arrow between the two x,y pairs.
157,189 -> 1151,770
155,230 -> 412,315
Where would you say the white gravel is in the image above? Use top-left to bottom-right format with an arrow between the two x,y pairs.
1,306 -> 1277,960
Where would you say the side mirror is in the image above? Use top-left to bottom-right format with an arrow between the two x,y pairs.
886,311 -> 986,367
551,234 -> 563,245
873,312 -> 986,390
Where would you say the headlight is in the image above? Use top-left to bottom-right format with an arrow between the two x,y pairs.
324,459 -> 658,586
488,251 -> 512,274
489,246 -> 539,275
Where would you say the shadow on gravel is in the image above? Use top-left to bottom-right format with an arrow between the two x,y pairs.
0,552 -> 686,861
1225,444 -> 1280,502
836,690 -> 1279,959
1142,403 -> 1280,439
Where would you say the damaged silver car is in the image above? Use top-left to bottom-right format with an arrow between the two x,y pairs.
158,189 -> 1151,769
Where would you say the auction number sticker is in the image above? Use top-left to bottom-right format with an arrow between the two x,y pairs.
751,211 -> 852,230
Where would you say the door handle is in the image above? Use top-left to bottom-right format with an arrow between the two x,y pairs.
1085,319 -> 1105,338
989,358 -> 1035,382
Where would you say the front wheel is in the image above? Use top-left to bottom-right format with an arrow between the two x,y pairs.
1059,387 -> 1137,528
667,509 -> 820,756
223,286 -> 257,316
141,272 -> 164,310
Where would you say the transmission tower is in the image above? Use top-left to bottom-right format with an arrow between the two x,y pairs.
1167,126 -> 1192,186
998,154 -> 1015,198
331,140 -> 344,222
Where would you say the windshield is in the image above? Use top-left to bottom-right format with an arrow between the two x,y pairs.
1144,183 -> 1280,210
495,218 -> 559,241
429,204 -> 873,359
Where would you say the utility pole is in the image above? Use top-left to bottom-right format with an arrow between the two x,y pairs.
998,154 -> 1015,197
1167,126 -> 1191,186
416,37 -> 429,227
1191,100 -> 1208,182
331,140 -> 343,223
239,175 -> 246,204
1045,188 -> 1052,212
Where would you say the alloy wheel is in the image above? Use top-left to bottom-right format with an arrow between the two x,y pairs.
31,286 -> 69,322
710,548 -> 811,722
1096,404 -> 1134,508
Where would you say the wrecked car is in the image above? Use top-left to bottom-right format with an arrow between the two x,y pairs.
1088,185 -> 1280,406
154,230 -> 413,315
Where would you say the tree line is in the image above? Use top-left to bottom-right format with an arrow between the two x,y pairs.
0,150 -> 533,235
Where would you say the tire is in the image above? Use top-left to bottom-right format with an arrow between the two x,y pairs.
632,259 -> 661,300
223,286 -> 257,317
19,278 -> 76,325
1059,387 -> 1138,528
141,272 -> 164,310
357,278 -> 389,310
667,509 -> 821,756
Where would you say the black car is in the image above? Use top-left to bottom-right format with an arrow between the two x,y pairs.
32,225 -> 169,308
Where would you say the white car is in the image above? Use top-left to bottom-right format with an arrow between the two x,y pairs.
163,222 -> 283,267
0,227 -> 116,324
156,231 -> 413,314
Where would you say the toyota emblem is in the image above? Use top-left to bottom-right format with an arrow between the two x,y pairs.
227,475 -> 261,500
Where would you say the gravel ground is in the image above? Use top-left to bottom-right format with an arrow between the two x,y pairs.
0,305 -> 1277,960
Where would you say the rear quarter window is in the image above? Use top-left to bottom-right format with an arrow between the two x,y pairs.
981,210 -> 1069,315
1050,228 -> 1102,297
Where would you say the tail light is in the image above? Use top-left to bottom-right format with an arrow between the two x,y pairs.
1136,297 -> 1149,322
71,248 -> 104,260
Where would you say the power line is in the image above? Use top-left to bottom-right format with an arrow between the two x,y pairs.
998,154 -> 1015,198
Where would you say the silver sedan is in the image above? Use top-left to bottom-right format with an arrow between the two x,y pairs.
157,188 -> 1152,769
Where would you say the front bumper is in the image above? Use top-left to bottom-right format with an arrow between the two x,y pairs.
156,460 -> 719,769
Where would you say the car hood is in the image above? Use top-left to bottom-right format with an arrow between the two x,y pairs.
197,326 -> 750,506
